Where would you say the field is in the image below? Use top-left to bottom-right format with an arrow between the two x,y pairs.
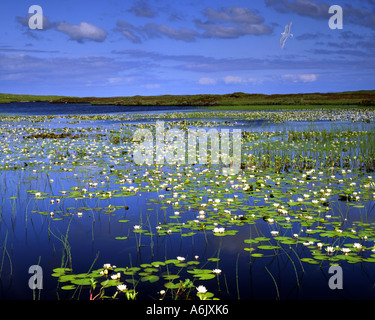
1,90 -> 375,107
0,105 -> 375,301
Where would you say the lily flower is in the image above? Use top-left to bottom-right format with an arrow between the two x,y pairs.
325,246 -> 334,254
117,284 -> 127,292
196,285 -> 207,294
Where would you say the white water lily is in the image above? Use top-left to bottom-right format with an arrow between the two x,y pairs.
341,248 -> 351,254
303,241 -> 314,246
325,246 -> 335,254
133,225 -> 141,230
212,269 -> 222,274
196,285 -> 207,294
213,227 -> 225,233
176,256 -> 185,262
353,243 -> 362,249
111,273 -> 121,280
117,284 -> 127,292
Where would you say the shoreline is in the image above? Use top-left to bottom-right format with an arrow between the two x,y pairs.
0,90 -> 374,108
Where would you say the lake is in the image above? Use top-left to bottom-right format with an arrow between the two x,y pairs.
0,102 -> 375,300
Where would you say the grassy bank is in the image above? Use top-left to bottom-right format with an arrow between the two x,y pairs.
1,90 -> 374,107
0,93 -> 64,104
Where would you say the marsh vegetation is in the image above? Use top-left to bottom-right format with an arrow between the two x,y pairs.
0,105 -> 375,300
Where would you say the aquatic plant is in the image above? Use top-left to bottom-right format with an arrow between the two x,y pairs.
1,108 -> 375,300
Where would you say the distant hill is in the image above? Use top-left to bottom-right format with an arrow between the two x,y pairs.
1,90 -> 374,107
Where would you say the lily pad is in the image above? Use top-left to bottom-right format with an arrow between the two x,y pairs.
151,261 -> 166,267
164,282 -> 181,289
258,245 -> 281,250
251,253 -> 264,257
141,275 -> 160,283
193,273 -> 216,280
300,258 -> 320,264
163,274 -> 180,280
71,278 -> 93,286
60,285 -> 76,290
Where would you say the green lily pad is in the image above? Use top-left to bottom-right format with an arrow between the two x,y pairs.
187,269 -> 212,274
207,258 -> 220,262
71,278 -> 93,286
60,285 -> 76,290
165,259 -> 180,265
193,273 -> 216,280
244,239 -> 259,244
258,245 -> 281,250
300,258 -> 320,264
151,261 -> 166,267
141,275 -> 159,283
58,275 -> 76,282
101,279 -> 120,288
144,267 -> 159,273
251,253 -> 264,257
164,282 -> 181,289
163,274 -> 180,280
254,237 -> 271,242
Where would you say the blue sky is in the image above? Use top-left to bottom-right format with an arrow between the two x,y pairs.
0,0 -> 374,97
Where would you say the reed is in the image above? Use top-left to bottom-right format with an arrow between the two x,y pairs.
265,265 -> 280,300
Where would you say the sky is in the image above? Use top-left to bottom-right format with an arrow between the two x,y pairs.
0,0 -> 374,97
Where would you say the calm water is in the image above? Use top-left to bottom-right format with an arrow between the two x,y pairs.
1,102 -> 375,300
0,102 -> 203,116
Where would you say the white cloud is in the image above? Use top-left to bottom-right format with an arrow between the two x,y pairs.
265,0 -> 330,20
142,83 -> 160,89
107,77 -> 123,84
224,75 -> 247,84
128,0 -> 157,18
116,6 -> 271,43
198,77 -> 217,85
196,7 -> 272,38
224,75 -> 263,85
56,21 -> 107,43
282,73 -> 318,83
